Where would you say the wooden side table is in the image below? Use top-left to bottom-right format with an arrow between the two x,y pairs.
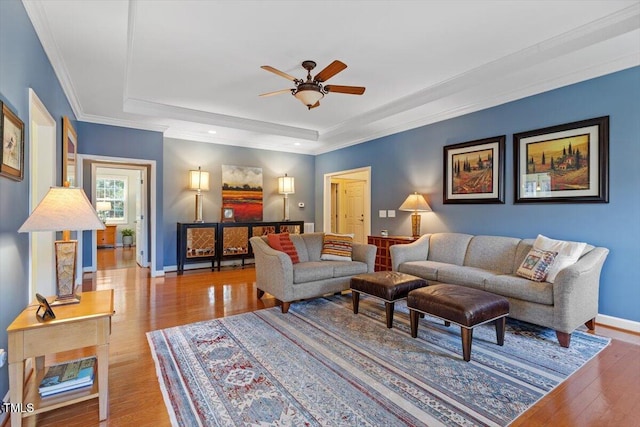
367,235 -> 418,271
97,224 -> 117,248
7,290 -> 114,426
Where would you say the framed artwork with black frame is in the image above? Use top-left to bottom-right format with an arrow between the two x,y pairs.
0,102 -> 25,181
514,116 -> 609,204
443,135 -> 505,204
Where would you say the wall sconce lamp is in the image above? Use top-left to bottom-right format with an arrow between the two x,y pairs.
398,192 -> 432,238
188,166 -> 210,223
277,174 -> 295,221
18,185 -> 105,304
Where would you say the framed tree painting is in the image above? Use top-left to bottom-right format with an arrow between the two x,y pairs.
62,116 -> 77,186
443,135 -> 505,204
0,102 -> 25,181
514,116 -> 609,203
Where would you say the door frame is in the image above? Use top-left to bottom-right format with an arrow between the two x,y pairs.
78,154 -> 158,276
27,88 -> 57,301
323,166 -> 371,239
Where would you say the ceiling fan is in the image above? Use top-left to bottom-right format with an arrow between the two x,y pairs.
260,60 -> 366,110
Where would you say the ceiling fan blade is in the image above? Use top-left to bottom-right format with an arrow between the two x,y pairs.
325,85 -> 366,95
261,65 -> 297,81
314,60 -> 347,82
259,88 -> 292,97
309,101 -> 320,109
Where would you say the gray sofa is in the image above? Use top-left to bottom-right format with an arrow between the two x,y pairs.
250,232 -> 376,313
390,233 -> 609,347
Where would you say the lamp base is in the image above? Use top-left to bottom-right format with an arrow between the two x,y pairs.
54,240 -> 81,305
194,191 -> 204,223
282,195 -> 290,222
411,213 -> 421,239
51,294 -> 81,306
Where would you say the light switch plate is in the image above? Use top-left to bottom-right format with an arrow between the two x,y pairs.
379,210 -> 387,218
387,210 -> 396,217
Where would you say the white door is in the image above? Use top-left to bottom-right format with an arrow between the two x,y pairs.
344,181 -> 365,243
136,168 -> 148,267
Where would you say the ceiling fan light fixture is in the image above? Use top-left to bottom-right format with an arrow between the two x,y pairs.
294,83 -> 324,108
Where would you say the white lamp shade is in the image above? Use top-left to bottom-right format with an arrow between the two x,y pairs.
398,192 -> 432,213
278,175 -> 295,194
96,201 -> 112,212
294,89 -> 324,107
19,187 -> 106,232
188,168 -> 210,191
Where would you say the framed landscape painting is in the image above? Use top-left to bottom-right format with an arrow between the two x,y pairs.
221,165 -> 263,222
514,116 -> 609,204
443,135 -> 505,204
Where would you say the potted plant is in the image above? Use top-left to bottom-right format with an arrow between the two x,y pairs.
121,228 -> 135,247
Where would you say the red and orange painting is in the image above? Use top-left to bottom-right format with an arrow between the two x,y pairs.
221,165 -> 263,222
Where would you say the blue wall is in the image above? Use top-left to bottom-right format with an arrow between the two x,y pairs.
0,0 -> 77,400
316,66 -> 640,323
77,122 -> 164,271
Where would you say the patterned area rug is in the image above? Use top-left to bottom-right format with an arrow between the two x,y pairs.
147,295 -> 610,426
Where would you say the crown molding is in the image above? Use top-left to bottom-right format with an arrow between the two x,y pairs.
320,3 -> 640,143
78,112 -> 169,133
123,98 -> 319,141
21,0 -> 84,119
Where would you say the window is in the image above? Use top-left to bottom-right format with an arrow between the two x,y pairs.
96,175 -> 128,223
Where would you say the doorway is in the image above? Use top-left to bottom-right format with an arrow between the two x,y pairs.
78,154 -> 157,276
93,164 -> 145,270
323,167 -> 371,244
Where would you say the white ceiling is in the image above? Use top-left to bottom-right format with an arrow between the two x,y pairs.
23,0 -> 640,155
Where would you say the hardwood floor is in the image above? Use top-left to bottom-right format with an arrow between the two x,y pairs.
9,256 -> 640,426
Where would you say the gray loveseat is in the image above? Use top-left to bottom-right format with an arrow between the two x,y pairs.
390,233 -> 609,347
250,232 -> 376,313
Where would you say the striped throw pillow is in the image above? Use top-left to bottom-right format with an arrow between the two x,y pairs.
320,233 -> 354,261
267,232 -> 299,264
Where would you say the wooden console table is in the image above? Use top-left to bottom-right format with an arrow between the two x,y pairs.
7,290 -> 114,426
368,235 -> 418,271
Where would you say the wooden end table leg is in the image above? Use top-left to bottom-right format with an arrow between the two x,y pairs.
9,360 -> 24,427
97,343 -> 109,421
410,309 -> 420,338
496,317 -> 506,346
461,327 -> 473,362
351,291 -> 360,314
385,301 -> 395,328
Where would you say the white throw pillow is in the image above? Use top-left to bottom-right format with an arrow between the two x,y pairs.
533,234 -> 587,283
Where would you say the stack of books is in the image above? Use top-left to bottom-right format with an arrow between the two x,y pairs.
39,356 -> 96,397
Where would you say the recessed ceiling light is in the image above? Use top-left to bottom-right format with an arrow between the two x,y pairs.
208,130 -> 217,134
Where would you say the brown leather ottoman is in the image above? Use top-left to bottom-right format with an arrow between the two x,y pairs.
407,284 -> 510,362
350,272 -> 427,328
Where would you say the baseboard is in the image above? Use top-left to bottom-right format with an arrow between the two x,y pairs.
596,313 -> 640,333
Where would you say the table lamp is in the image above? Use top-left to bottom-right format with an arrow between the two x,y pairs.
399,192 -> 432,238
188,166 -> 210,222
18,186 -> 105,304
96,201 -> 112,223
278,174 -> 295,221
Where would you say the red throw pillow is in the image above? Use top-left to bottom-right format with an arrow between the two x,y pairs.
267,233 -> 284,251
278,233 -> 299,264
266,233 -> 299,264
